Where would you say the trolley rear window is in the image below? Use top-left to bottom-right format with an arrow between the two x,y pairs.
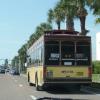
45,41 -> 91,66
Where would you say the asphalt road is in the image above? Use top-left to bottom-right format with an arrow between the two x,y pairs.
0,74 -> 100,100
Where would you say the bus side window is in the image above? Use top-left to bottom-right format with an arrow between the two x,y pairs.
41,47 -> 43,66
38,47 -> 41,66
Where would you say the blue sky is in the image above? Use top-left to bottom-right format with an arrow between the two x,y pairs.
0,0 -> 99,64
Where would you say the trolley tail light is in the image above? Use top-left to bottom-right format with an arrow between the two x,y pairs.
88,67 -> 92,77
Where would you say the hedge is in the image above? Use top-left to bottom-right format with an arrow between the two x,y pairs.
92,61 -> 100,74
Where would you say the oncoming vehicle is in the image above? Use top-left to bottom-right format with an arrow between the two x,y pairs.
27,30 -> 92,91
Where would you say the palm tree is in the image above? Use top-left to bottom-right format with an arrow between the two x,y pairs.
76,0 -> 88,35
95,18 -> 100,24
59,0 -> 77,31
35,22 -> 52,38
47,9 -> 54,24
87,0 -> 100,24
58,0 -> 89,35
27,33 -> 37,48
18,44 -> 27,72
93,0 -> 100,24
54,3 -> 65,30
27,22 -> 52,48
47,4 -> 65,30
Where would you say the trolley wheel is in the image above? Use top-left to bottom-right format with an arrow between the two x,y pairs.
35,77 -> 43,91
28,74 -> 33,86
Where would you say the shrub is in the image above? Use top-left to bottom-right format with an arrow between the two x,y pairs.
92,61 -> 100,74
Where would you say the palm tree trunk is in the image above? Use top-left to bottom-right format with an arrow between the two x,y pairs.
66,17 -> 74,31
79,16 -> 86,35
57,21 -> 61,30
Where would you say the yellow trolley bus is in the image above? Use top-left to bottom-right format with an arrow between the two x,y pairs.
27,30 -> 92,90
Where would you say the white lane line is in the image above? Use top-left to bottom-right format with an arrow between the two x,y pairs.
19,84 -> 23,87
30,95 -> 37,100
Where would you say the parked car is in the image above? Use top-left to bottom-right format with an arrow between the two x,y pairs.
5,68 -> 10,73
10,68 -> 19,75
0,67 -> 5,73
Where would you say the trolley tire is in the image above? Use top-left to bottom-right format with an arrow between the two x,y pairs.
28,74 -> 33,86
35,77 -> 43,91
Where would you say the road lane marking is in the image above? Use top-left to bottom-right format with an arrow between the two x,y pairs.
19,84 -> 23,87
30,95 -> 37,100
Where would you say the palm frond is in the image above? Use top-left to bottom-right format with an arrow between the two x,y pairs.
95,17 -> 100,24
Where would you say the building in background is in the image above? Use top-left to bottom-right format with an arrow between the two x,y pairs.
96,32 -> 100,61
